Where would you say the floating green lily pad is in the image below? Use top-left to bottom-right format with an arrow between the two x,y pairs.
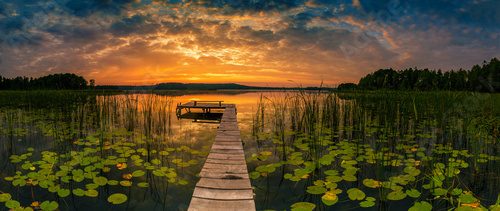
406,189 -> 421,198
291,202 -> 316,211
408,201 -> 432,211
306,186 -> 327,195
387,191 -> 407,201
321,191 -> 338,206
6,200 -> 21,209
132,170 -> 145,177
57,189 -> 70,198
40,201 -> 58,211
85,189 -> 98,197
72,188 -> 85,196
93,176 -> 108,186
107,193 -> 128,205
347,188 -> 365,201
0,193 -> 11,202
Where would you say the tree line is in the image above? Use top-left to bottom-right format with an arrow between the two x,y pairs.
338,58 -> 499,92
0,73 -> 91,90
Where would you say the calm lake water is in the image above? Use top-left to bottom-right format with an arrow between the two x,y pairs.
0,91 -> 498,211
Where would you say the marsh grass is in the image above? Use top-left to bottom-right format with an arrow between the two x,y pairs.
249,90 -> 499,210
0,92 -> 213,210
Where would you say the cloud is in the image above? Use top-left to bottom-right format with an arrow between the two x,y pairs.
110,15 -> 160,36
0,0 -> 498,86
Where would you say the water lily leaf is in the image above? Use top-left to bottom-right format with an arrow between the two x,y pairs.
120,180 -> 132,187
321,191 -> 338,206
132,170 -> 145,177
40,201 -> 58,211
93,177 -> 108,186
6,200 -> 21,209
347,188 -> 365,201
0,193 -> 12,202
408,201 -> 432,211
137,182 -> 149,188
72,189 -> 85,196
387,191 -> 407,200
363,179 -> 381,188
459,193 -> 478,204
86,183 -> 99,190
57,189 -> 70,198
342,174 -> 357,182
324,170 -> 338,176
406,189 -> 421,198
152,170 -> 165,177
72,174 -> 85,182
451,188 -> 463,196
12,179 -> 26,187
108,180 -> 119,186
85,189 -> 99,197
249,172 -> 260,179
291,202 -> 316,211
306,186 -> 327,195
360,200 -> 375,208
431,188 -> 447,196
326,175 -> 342,183
107,193 -> 128,205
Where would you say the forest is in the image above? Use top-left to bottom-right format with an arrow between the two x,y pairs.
0,73 -> 90,90
350,58 -> 500,92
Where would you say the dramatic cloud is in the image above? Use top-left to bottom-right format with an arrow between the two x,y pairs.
0,0 -> 498,86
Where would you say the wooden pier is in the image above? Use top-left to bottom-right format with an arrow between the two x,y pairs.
178,102 -> 255,211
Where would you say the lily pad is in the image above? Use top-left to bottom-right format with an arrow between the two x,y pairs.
132,170 -> 145,177
321,191 -> 338,206
107,193 -> 128,205
291,202 -> 316,211
0,193 -> 11,202
72,188 -> 85,196
408,201 -> 432,211
363,179 -> 381,188
93,176 -> 108,186
137,182 -> 149,188
387,191 -> 407,201
6,200 -> 21,209
40,201 -> 58,211
57,189 -> 70,198
360,200 -> 375,208
306,186 -> 327,195
406,189 -> 421,198
347,188 -> 365,201
85,189 -> 99,197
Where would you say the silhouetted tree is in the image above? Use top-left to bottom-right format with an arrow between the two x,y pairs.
337,83 -> 358,90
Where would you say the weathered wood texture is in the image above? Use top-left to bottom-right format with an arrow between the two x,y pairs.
188,104 -> 255,211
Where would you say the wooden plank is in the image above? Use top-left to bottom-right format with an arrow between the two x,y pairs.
210,141 -> 242,146
196,178 -> 252,189
199,171 -> 249,179
188,198 -> 255,211
211,144 -> 243,150
192,187 -> 254,200
207,153 -> 245,160
205,159 -> 247,165
201,164 -> 248,174
210,149 -> 244,154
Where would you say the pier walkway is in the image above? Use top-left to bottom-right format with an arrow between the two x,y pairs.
177,101 -> 255,211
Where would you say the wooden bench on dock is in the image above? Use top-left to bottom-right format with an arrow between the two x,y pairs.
178,102 -> 255,211
176,101 -> 228,117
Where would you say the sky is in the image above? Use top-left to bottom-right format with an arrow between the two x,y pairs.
0,0 -> 498,86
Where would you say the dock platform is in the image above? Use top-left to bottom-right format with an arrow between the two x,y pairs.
179,102 -> 255,211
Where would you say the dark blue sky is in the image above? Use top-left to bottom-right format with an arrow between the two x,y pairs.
0,0 -> 498,85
